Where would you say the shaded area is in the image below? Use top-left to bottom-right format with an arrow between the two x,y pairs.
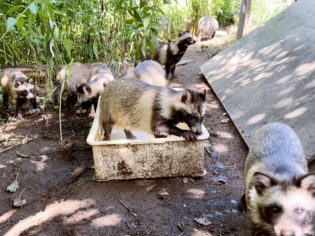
200,0 -> 315,161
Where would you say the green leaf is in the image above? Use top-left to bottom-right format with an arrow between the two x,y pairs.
146,38 -> 155,57
93,39 -> 98,59
133,9 -> 142,21
64,38 -> 71,57
16,151 -> 31,158
29,3 -> 37,15
7,179 -> 19,193
6,17 -> 17,31
204,141 -> 212,154
7,5 -> 22,14
16,16 -> 24,30
163,0 -> 172,4
141,39 -> 147,58
143,16 -> 150,30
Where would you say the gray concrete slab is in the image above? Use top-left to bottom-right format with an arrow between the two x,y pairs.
200,0 -> 315,161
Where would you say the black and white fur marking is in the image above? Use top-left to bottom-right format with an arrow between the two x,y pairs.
153,30 -> 196,79
244,123 -> 315,236
1,69 -> 37,116
99,77 -> 206,141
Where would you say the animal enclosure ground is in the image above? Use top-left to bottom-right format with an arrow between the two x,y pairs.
0,35 -> 251,236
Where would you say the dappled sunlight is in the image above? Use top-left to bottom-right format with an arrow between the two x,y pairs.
295,62 -> 315,76
30,154 -> 48,171
91,214 -> 122,227
212,143 -> 228,153
207,103 -> 219,110
215,130 -> 233,139
191,228 -> 213,236
4,199 -> 95,236
278,87 -> 294,96
187,188 -> 206,199
63,209 -> 99,224
305,80 -> 315,89
274,97 -> 293,108
284,107 -> 308,119
200,1 -> 314,158
0,164 -> 6,169
0,210 -> 17,224
247,114 -> 266,125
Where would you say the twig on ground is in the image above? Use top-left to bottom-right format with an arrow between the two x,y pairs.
177,228 -> 188,236
169,218 -> 175,233
0,138 -> 33,154
0,138 -> 22,142
17,184 -> 28,199
120,200 -> 137,220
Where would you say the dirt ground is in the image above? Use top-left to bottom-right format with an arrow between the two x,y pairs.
0,35 -> 252,236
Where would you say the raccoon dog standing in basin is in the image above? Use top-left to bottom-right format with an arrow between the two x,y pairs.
99,77 -> 206,141
1,69 -> 37,116
244,123 -> 315,236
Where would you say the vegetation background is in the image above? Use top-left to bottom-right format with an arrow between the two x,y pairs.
0,0 -> 294,97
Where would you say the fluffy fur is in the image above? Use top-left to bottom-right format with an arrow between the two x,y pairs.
244,123 -> 315,236
125,60 -> 166,87
76,64 -> 114,115
54,62 -> 113,112
99,77 -> 206,141
198,16 -> 219,41
153,30 -> 196,79
1,69 -> 37,116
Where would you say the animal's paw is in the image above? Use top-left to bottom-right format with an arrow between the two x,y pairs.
153,130 -> 168,138
182,131 -> 197,141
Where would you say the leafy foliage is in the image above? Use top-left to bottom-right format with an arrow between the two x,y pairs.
0,0 -> 167,72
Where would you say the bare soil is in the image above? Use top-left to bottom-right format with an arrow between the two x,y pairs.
0,36 -> 251,236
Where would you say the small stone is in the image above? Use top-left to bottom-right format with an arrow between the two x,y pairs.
157,189 -> 169,199
13,198 -> 27,208
221,118 -> 229,123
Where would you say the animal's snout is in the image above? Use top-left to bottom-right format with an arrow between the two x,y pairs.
191,126 -> 202,135
280,229 -> 295,236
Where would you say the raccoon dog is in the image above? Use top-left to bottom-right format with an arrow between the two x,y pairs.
244,123 -> 315,236
76,64 -> 114,115
1,69 -> 37,116
54,63 -> 113,112
99,77 -> 206,141
153,30 -> 196,79
198,16 -> 219,41
125,60 -> 166,87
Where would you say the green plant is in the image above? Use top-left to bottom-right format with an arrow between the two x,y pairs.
212,0 -> 236,27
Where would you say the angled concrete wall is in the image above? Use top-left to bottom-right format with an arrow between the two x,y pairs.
200,0 -> 315,160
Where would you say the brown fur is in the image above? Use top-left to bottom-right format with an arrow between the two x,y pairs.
99,77 -> 206,141
1,69 -> 37,116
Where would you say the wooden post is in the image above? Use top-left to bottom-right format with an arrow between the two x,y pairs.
237,0 -> 252,39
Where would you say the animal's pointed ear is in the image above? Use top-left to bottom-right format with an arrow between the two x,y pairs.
253,172 -> 276,195
298,173 -> 315,197
181,89 -> 192,103
200,89 -> 206,101
178,30 -> 184,37
15,81 -> 22,88
27,78 -> 34,84
76,83 -> 80,89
